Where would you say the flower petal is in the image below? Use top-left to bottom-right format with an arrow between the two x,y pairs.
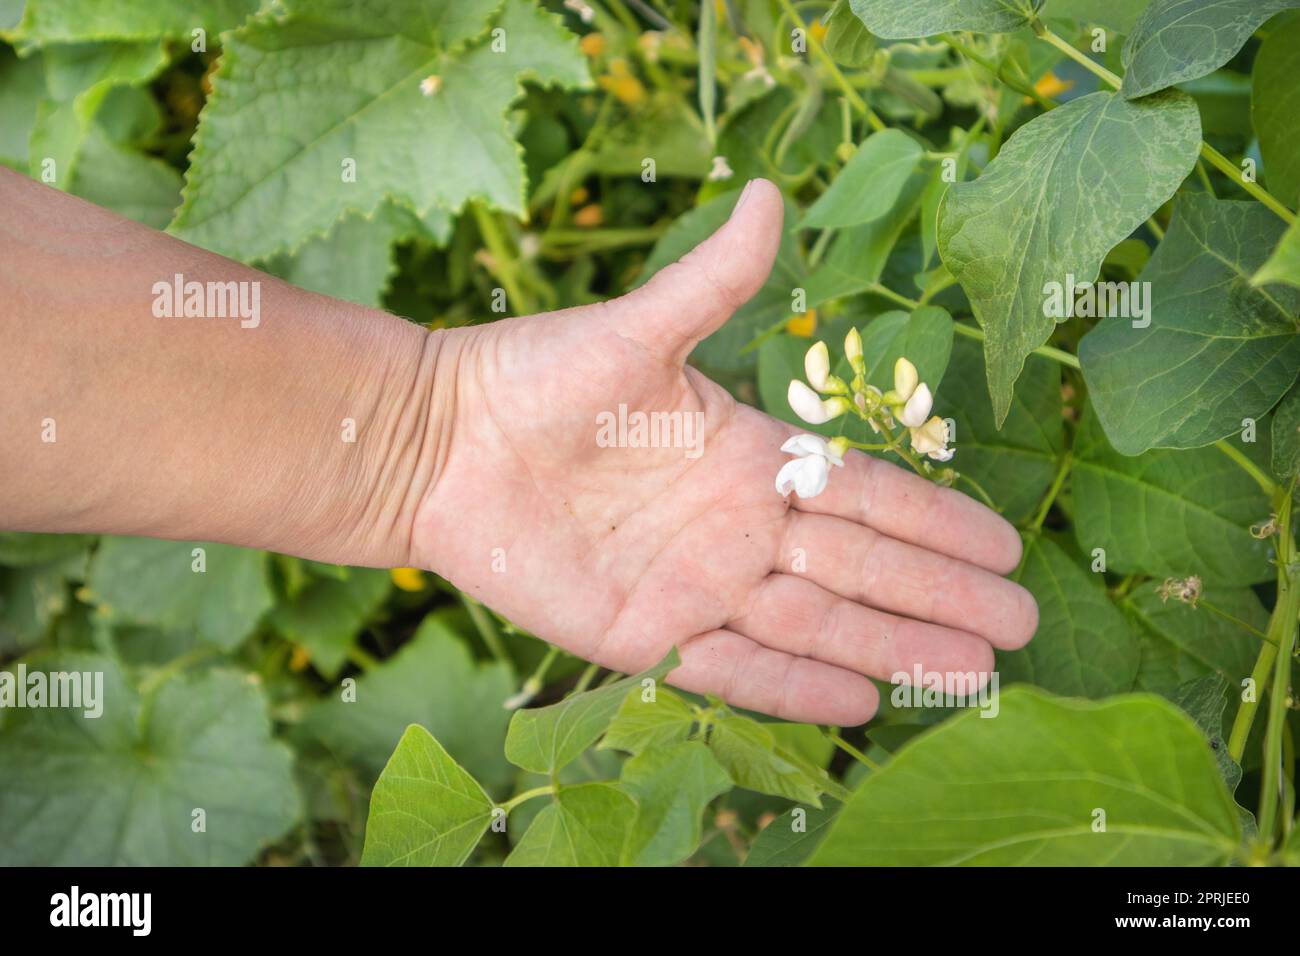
899,383 -> 933,428
893,357 -> 919,402
804,341 -> 831,391
775,458 -> 804,496
781,433 -> 830,458
793,454 -> 830,498
788,380 -> 832,424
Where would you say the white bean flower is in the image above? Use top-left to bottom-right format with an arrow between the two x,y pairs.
787,380 -> 851,425
911,415 -> 954,461
775,434 -> 848,499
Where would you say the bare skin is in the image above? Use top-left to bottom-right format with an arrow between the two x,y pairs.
1,171 -> 1036,724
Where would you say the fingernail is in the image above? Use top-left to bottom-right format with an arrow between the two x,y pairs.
731,178 -> 757,217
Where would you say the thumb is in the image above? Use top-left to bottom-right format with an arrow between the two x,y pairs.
615,178 -> 785,365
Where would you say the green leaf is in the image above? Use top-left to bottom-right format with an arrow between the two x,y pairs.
943,337 -> 1063,524
798,129 -> 921,229
1121,0 -> 1300,100
504,783 -> 636,867
635,189 -> 805,372
0,47 -> 44,170
1252,15 -> 1300,208
296,611 -> 515,791
1080,196 -> 1300,454
599,685 -> 697,755
707,713 -> 829,806
0,655 -> 299,865
1048,0 -> 1151,33
268,567 -> 390,677
1170,675 -> 1242,794
0,532 -> 95,567
803,167 -> 927,308
505,650 -> 678,774
1072,405 -> 1274,585
809,687 -> 1242,865
1124,584 -> 1268,698
359,724 -> 495,867
938,90 -> 1201,425
10,0 -> 258,45
86,537 -> 273,650
1271,384 -> 1300,481
619,741 -> 731,866
170,0 -> 589,262
1003,536 -> 1140,697
262,203 -> 432,308
824,1 -> 876,67
1253,216 -> 1300,290
66,124 -> 183,228
847,0 -> 1044,38
742,801 -> 840,866
0,553 -> 85,650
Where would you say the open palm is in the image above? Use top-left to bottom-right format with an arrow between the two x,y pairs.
412,179 -> 1036,724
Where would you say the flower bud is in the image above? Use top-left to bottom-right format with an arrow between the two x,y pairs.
845,327 -> 865,376
804,341 -> 831,391
893,357 -> 919,402
788,380 -> 850,424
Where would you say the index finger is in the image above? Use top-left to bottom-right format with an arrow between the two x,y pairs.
786,440 -> 1023,575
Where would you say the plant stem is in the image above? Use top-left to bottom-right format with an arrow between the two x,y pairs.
1258,494 -> 1299,840
1033,23 -> 1124,89
1200,142 -> 1297,225
866,282 -> 920,311
822,726 -> 880,770
471,204 -> 535,315
462,593 -> 511,665
1214,440 -> 1280,498
775,0 -> 885,131
572,661 -> 600,695
1029,452 -> 1072,532
951,320 -> 1081,369
500,784 -> 556,814
1031,23 -> 1298,226
941,33 -> 1053,110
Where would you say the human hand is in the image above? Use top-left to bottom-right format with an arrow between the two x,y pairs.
410,179 -> 1037,724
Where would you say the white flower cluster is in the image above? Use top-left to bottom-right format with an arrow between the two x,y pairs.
776,329 -> 954,499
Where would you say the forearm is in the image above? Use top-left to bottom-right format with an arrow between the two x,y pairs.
0,168 -> 448,567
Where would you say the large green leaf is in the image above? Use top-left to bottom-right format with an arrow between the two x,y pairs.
1080,196 -> 1300,454
296,612 -> 515,791
1123,584 -> 1268,696
848,0 -> 1044,38
268,567 -> 390,677
1171,675 -> 1243,794
809,687 -> 1242,865
856,306 -> 954,392
86,537 -> 273,650
798,129 -> 921,229
9,0 -> 257,45
0,553 -> 85,649
1072,406 -> 1274,586
619,741 -> 731,866
939,90 -> 1201,425
360,724 -> 495,867
0,47 -> 44,170
1252,15 -> 1300,209
503,783 -> 636,867
1271,384 -> 1300,481
505,650 -> 678,774
742,801 -> 840,866
0,655 -> 299,865
824,1 -> 876,67
169,0 -> 589,262
1002,536 -> 1141,697
634,189 -> 805,372
0,532 -> 95,567
1121,0 -> 1300,100
943,337 -> 1063,524
1049,0 -> 1151,32
1254,216 -> 1300,291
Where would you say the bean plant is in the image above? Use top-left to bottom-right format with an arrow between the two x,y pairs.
1,0 -> 1299,866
